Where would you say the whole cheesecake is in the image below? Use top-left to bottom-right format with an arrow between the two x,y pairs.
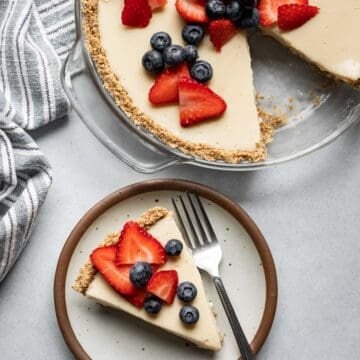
82,0 -> 360,163
73,207 -> 223,351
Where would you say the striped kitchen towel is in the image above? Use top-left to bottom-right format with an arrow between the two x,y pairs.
0,0 -> 75,282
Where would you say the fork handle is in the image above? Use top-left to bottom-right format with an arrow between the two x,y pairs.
213,277 -> 256,360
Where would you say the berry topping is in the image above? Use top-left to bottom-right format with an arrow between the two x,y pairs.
121,0 -> 152,28
178,77 -> 227,127
257,0 -> 308,27
190,60 -> 213,83
125,290 -> 147,308
181,24 -> 205,45
148,63 -> 190,105
148,0 -> 167,10
90,246 -> 137,296
244,0 -> 258,9
175,0 -> 209,24
144,296 -> 162,314
278,4 -> 319,30
147,270 -> 179,304
142,50 -> 165,74
209,19 -> 237,52
237,7 -> 259,28
116,221 -> 166,265
150,32 -> 172,52
129,261 -> 153,288
163,45 -> 186,66
179,305 -> 200,325
165,239 -> 184,256
225,1 -> 243,22
184,45 -> 199,64
206,0 -> 226,19
177,282 -> 198,302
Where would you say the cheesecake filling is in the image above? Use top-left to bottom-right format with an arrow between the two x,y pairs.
74,207 -> 223,351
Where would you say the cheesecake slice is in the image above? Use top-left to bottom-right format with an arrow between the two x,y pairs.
83,0 -> 275,163
262,0 -> 360,87
73,207 -> 222,351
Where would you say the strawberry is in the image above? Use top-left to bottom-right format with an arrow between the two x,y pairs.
178,77 -> 227,127
149,63 -> 190,105
148,0 -> 167,10
257,0 -> 308,27
90,246 -> 137,296
175,0 -> 209,24
125,290 -> 147,308
278,4 -> 319,30
121,0 -> 152,28
147,270 -> 179,304
116,221 -> 166,265
209,19 -> 237,52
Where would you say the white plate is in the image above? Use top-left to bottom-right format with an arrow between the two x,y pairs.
54,180 -> 277,359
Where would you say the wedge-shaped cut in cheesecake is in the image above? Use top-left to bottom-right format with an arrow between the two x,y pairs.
73,208 -> 222,351
262,0 -> 360,87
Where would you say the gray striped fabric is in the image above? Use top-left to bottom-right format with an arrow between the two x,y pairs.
0,0 -> 75,282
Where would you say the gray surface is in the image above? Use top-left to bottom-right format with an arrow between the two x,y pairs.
0,110 -> 359,360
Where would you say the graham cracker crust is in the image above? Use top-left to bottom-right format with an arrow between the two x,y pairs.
73,207 -> 169,294
82,0 -> 287,164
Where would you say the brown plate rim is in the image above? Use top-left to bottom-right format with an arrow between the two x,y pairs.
54,179 -> 278,360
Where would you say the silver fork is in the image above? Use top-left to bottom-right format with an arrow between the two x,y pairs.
172,193 -> 255,360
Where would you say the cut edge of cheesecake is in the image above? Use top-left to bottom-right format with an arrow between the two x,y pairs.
82,0 -> 286,164
73,207 -> 223,351
260,27 -> 360,89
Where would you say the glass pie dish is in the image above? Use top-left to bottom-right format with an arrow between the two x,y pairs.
61,0 -> 360,173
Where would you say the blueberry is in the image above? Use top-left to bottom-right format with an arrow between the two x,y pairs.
182,24 -> 205,45
177,282 -> 197,302
206,0 -> 226,19
226,1 -> 243,22
165,239 -> 184,256
129,262 -> 153,288
184,45 -> 198,64
190,60 -> 213,83
243,0 -> 257,9
179,305 -> 199,325
237,8 -> 259,28
144,296 -> 162,314
163,45 -> 186,66
150,32 -> 172,52
142,50 -> 165,74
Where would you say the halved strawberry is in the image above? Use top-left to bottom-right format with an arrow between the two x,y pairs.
178,77 -> 227,127
90,246 -> 137,296
278,4 -> 319,30
209,19 -> 237,52
125,290 -> 147,308
257,0 -> 308,27
149,63 -> 190,105
147,270 -> 178,304
149,0 -> 167,10
175,0 -> 209,23
116,221 -> 166,265
121,0 -> 152,28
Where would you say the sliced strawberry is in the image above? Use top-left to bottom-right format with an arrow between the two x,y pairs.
90,246 -> 137,296
125,290 -> 147,308
147,270 -> 178,304
178,77 -> 227,127
257,0 -> 308,27
149,63 -> 190,105
116,221 -> 166,265
149,0 -> 167,10
121,0 -> 152,28
278,4 -> 319,30
209,19 -> 237,52
175,0 -> 209,24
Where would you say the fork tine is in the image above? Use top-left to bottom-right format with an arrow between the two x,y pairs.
178,195 -> 203,249
186,193 -> 211,244
192,193 -> 218,243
